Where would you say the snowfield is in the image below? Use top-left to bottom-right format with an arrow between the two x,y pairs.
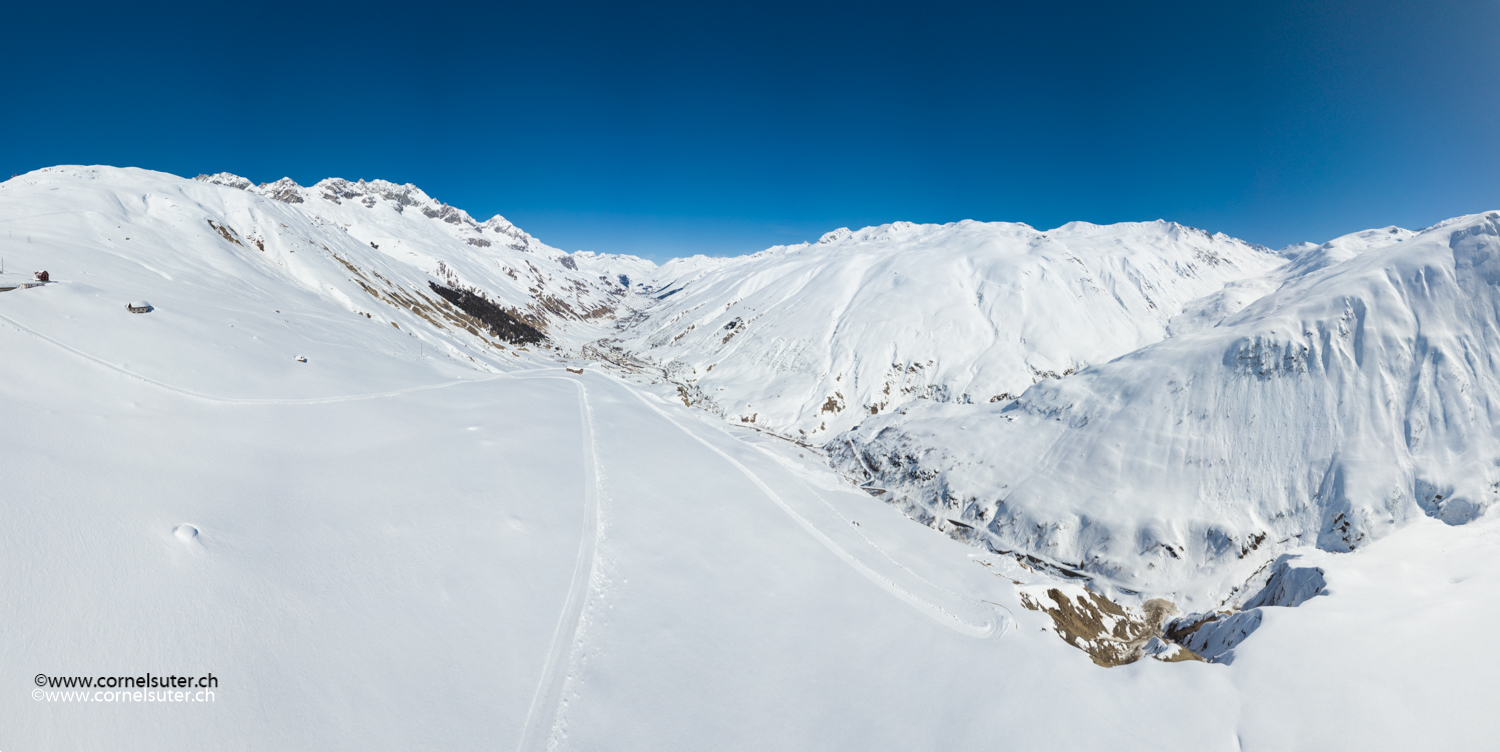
4,166 -> 1500,750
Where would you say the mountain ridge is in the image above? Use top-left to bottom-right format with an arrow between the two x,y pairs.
830,210 -> 1500,604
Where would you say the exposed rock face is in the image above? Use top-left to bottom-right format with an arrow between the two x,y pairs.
256,178 -> 304,204
194,172 -> 253,190
1019,586 -> 1199,666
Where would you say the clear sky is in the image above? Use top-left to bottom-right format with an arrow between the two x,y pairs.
4,0 -> 1497,261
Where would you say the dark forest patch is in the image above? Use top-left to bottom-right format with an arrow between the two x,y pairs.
427,282 -> 545,345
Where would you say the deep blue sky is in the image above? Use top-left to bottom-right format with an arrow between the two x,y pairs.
4,1 -> 1497,261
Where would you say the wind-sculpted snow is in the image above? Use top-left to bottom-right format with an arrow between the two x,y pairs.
831,212 -> 1500,605
608,219 -> 1285,439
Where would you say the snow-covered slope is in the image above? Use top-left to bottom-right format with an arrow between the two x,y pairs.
191,171 -> 635,334
607,220 -> 1286,439
567,250 -> 660,292
12,300 -> 1500,749
1166,226 -> 1418,336
203,171 -> 672,303
0,166 -> 648,400
648,253 -> 732,291
830,211 -> 1500,605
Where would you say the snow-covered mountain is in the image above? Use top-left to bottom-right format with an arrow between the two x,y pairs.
597,208 -> 1500,662
828,212 -> 1500,605
605,219 -> 1286,439
0,166 -> 666,390
7,165 -> 1500,750
189,170 -> 635,335
567,250 -> 661,291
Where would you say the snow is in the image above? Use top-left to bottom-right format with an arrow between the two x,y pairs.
605,218 -> 1287,439
5,165 -> 1500,749
565,250 -> 660,292
831,211 -> 1500,604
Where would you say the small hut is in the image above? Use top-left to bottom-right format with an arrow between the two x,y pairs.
33,271 -> 49,282
126,301 -> 154,314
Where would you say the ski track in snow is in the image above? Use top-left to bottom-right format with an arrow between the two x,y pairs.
5,291 -> 1006,732
503,366 -> 1009,752
511,372 -> 601,752
613,374 -> 1012,639
2,310 -> 607,750
729,426 -> 1019,635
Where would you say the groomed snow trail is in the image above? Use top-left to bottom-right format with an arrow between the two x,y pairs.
512,372 -> 602,752
612,375 -> 1011,639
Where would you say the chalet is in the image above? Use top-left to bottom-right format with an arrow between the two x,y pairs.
3,270 -> 50,292
126,301 -> 154,314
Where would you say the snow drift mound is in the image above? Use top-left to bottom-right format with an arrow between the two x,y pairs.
830,211 -> 1500,603
610,219 -> 1285,439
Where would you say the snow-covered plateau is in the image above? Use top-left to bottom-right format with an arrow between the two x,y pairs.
3,165 -> 1498,749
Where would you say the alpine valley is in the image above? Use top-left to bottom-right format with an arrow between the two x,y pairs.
4,166 -> 1498,750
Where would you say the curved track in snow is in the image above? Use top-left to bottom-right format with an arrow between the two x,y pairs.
5,311 -> 607,749
511,372 -> 602,752
5,302 -> 1006,730
613,376 -> 1012,640
735,432 -> 1019,637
